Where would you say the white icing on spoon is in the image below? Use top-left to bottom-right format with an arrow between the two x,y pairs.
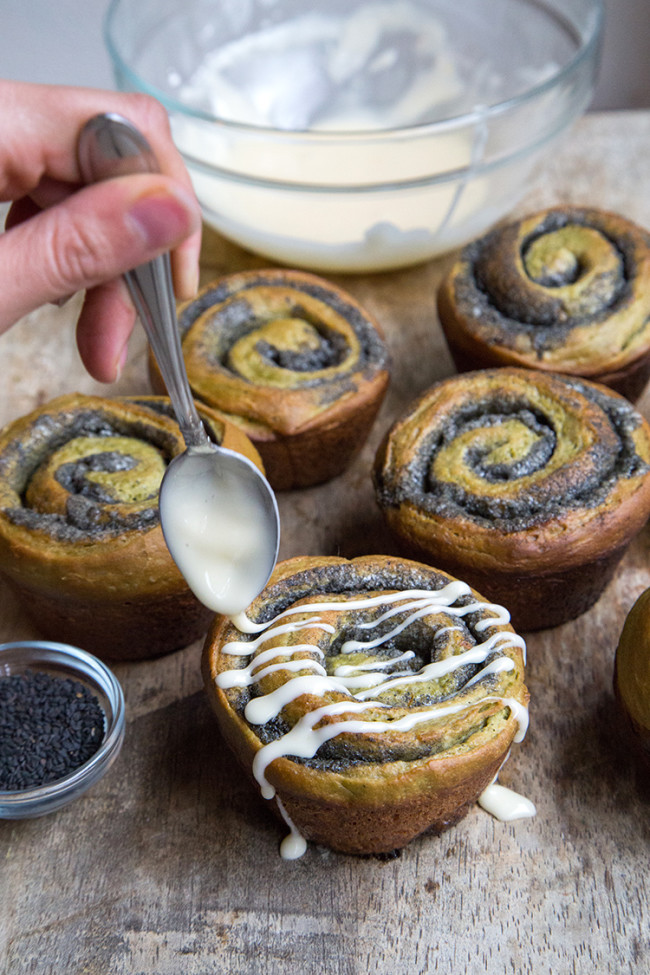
160,446 -> 279,616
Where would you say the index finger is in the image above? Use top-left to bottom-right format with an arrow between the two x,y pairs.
1,80 -> 192,198
1,80 -> 201,299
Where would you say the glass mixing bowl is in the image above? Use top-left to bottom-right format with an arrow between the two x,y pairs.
105,0 -> 603,273
0,641 -> 126,818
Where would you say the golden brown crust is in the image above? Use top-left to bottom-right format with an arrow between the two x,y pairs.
0,393 -> 264,659
149,269 -> 390,489
614,587 -> 650,768
437,206 -> 650,401
122,394 -> 264,471
202,554 -> 529,855
373,369 -> 650,631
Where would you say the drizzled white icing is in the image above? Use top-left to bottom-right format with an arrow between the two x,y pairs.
276,797 -> 308,860
218,581 -> 531,857
478,782 -> 537,822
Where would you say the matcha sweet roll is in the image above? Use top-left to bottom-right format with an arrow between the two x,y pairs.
373,368 -> 650,630
437,206 -> 650,401
202,554 -> 529,857
149,268 -> 390,489
0,393 -> 263,658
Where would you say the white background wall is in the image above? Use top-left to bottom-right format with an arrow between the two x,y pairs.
0,0 -> 648,108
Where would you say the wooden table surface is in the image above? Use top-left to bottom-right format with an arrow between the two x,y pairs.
1,111 -> 649,975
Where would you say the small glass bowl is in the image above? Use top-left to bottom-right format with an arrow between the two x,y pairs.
0,641 -> 126,819
104,0 -> 603,273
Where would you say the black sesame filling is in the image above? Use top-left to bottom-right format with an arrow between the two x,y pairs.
379,378 -> 647,530
178,277 -> 388,384
222,560 -> 517,771
0,408 -> 176,541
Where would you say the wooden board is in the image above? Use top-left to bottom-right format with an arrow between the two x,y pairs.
1,112 -> 649,975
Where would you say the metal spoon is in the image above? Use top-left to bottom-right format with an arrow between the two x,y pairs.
77,113 -> 280,617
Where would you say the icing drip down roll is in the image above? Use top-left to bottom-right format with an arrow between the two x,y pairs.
373,369 -> 650,631
0,394 -> 264,659
149,269 -> 390,489
202,554 -> 530,857
437,207 -> 650,401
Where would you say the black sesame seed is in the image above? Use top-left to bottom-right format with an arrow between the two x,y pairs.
0,672 -> 105,791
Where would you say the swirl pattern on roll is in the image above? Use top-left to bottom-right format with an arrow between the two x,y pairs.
217,558 -> 527,769
437,207 -> 650,393
0,394 -> 263,545
375,368 -> 649,535
0,396 -> 183,541
204,554 -> 529,855
0,394 -> 265,659
174,269 -> 389,436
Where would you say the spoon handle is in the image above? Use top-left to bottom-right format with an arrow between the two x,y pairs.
77,113 -> 207,448
123,256 -> 205,447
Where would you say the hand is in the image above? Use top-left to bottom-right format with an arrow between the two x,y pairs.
0,79 -> 202,381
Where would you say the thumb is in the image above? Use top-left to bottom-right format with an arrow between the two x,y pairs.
0,174 -> 200,333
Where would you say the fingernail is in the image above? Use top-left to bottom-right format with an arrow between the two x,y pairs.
127,187 -> 197,250
177,255 -> 200,300
113,341 -> 129,382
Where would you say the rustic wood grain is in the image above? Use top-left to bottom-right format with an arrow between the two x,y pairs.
1,112 -> 649,975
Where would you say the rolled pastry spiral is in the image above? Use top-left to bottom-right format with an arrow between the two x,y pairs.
437,207 -> 650,400
149,269 -> 390,489
374,369 -> 650,631
0,393 -> 263,658
203,554 -> 529,857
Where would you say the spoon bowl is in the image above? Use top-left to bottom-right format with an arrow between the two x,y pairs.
160,443 -> 279,617
77,113 -> 280,616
